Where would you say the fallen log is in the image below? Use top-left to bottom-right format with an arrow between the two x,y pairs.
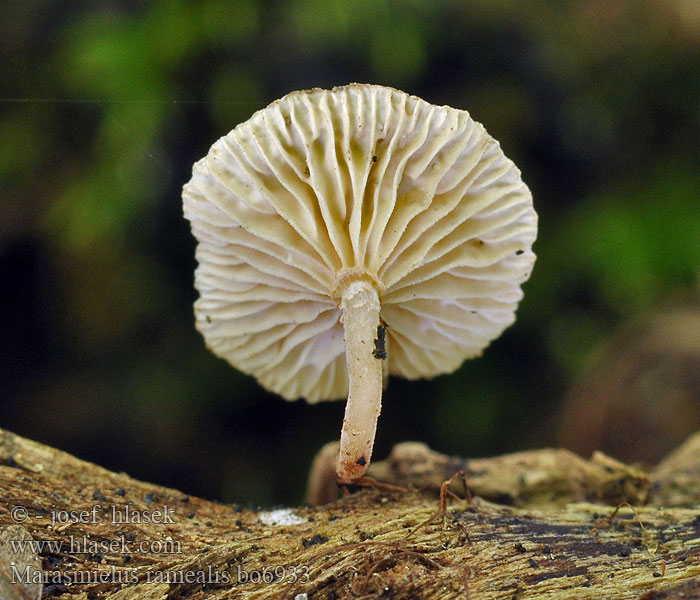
2,427 -> 700,599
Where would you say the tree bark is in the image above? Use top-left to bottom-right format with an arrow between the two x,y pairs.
2,427 -> 700,600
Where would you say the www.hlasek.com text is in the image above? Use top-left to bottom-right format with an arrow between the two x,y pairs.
9,534 -> 181,556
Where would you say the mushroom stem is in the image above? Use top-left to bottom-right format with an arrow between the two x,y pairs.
338,280 -> 383,481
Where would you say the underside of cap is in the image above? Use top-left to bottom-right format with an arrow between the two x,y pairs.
183,83 -> 537,402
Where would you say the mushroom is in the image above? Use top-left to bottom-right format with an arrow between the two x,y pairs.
183,84 -> 537,482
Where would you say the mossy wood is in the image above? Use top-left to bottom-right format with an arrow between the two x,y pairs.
1,428 -> 700,600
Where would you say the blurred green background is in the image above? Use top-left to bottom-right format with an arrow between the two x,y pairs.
2,0 -> 699,506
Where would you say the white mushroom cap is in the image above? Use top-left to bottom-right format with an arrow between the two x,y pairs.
183,84 -> 537,480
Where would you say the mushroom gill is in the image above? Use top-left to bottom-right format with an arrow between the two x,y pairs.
183,84 -> 537,481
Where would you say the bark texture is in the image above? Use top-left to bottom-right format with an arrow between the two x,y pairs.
2,427 -> 700,600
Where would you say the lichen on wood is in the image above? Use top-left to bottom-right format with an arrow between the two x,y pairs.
2,427 -> 700,599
